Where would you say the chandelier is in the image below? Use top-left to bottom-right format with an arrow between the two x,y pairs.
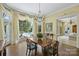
35,3 -> 45,23
37,3 -> 42,23
38,3 -> 41,17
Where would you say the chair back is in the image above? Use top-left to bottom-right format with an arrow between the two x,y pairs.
26,38 -> 37,56
53,41 -> 59,56
26,38 -> 37,49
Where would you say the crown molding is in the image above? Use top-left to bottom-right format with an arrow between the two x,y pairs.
2,3 -> 35,18
46,4 -> 79,17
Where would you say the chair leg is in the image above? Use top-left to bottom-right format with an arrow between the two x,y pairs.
3,48 -> 6,56
35,47 -> 37,56
30,50 -> 33,56
0,51 -> 1,56
28,50 -> 31,56
57,51 -> 59,56
26,49 -> 31,56
35,43 -> 37,56
26,49 -> 28,56
1,50 -> 4,56
57,53 -> 59,56
0,51 -> 3,56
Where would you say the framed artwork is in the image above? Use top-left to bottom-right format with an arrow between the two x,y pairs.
46,23 -> 53,32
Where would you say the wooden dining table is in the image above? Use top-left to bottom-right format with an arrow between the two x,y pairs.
28,37 -> 56,56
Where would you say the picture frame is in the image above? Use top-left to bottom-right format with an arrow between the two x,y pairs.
46,23 -> 53,32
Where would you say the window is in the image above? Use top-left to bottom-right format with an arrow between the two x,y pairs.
38,17 -> 42,32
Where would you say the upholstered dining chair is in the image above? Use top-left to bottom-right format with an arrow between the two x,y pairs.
26,39 -> 37,56
53,41 -> 59,56
46,40 -> 59,56
42,39 -> 53,56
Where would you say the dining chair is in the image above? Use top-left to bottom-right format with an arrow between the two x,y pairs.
42,39 -> 53,56
2,47 -> 6,56
26,39 -> 37,56
53,41 -> 59,56
46,40 -> 59,56
46,39 -> 53,56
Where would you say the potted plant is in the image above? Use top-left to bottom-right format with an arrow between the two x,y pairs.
37,32 -> 43,44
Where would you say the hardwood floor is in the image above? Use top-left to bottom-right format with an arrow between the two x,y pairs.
58,43 -> 78,56
6,41 -> 43,56
6,41 -> 27,56
5,40 -> 79,56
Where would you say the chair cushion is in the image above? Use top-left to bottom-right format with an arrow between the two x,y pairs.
30,44 -> 36,49
27,43 -> 36,50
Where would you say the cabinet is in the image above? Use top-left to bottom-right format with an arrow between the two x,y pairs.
72,25 -> 77,33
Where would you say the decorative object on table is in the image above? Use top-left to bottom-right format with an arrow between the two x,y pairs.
37,32 -> 43,45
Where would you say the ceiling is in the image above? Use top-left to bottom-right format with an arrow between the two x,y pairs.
6,3 -> 79,16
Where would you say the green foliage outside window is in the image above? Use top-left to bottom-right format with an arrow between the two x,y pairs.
19,20 -> 32,33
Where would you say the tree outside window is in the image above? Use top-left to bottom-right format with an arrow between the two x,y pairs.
19,20 -> 32,33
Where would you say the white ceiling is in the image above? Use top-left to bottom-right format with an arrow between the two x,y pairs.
6,3 -> 78,16
59,16 -> 77,22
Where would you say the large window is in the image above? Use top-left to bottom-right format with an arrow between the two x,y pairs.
19,20 -> 32,33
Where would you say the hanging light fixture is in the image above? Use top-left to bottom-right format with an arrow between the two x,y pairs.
37,3 -> 42,23
38,3 -> 41,17
35,3 -> 45,23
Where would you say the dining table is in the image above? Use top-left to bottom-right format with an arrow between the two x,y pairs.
28,37 -> 56,56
